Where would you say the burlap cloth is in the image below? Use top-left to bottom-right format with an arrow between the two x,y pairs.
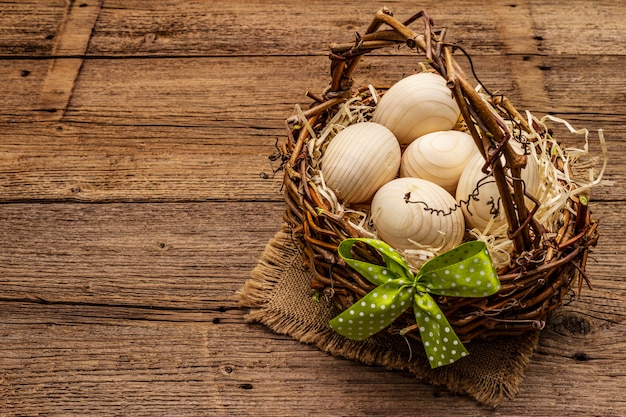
238,225 -> 540,407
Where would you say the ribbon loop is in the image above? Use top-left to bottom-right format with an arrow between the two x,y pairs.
338,238 -> 412,285
329,238 -> 501,368
418,241 -> 500,297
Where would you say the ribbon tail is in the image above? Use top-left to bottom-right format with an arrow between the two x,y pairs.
330,282 -> 413,341
413,292 -> 469,368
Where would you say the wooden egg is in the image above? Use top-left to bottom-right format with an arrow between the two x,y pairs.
371,177 -> 465,251
455,144 -> 540,231
400,130 -> 480,194
321,122 -> 401,203
371,72 -> 461,146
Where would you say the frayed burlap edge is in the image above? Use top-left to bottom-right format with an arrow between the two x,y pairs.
238,225 -> 540,407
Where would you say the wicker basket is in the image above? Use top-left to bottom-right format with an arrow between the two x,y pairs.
280,8 -> 600,342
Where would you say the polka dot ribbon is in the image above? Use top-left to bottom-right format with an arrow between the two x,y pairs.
329,238 -> 501,368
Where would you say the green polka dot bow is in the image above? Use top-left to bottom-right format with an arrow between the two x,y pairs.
329,238 -> 501,368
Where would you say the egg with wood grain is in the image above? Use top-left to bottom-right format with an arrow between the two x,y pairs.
321,122 -> 401,204
400,130 -> 480,194
372,72 -> 461,146
455,143 -> 540,231
371,177 -> 465,251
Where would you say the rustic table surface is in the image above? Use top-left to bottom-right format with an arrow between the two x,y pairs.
0,1 -> 624,415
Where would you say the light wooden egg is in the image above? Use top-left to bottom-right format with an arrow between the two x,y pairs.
370,177 -> 465,251
455,144 -> 540,231
371,72 -> 461,146
400,130 -> 480,194
322,122 -> 401,203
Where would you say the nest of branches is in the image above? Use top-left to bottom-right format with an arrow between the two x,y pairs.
280,8 -> 602,341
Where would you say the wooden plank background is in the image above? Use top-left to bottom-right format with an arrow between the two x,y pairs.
0,1 -> 624,415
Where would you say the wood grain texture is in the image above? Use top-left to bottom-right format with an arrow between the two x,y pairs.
0,201 -> 621,310
0,122 -> 286,202
0,202 -> 284,306
0,55 -> 622,202
0,0 -> 64,56
0,0 -> 624,415
2,1 -> 623,57
1,302 -> 623,416
37,0 -> 102,120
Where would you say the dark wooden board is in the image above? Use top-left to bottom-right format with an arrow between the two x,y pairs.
0,55 -> 622,202
1,1 -> 623,57
0,0 -> 624,415
0,300 -> 623,416
0,201 -> 621,310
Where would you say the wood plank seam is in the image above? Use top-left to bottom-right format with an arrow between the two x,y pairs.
37,0 -> 103,121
